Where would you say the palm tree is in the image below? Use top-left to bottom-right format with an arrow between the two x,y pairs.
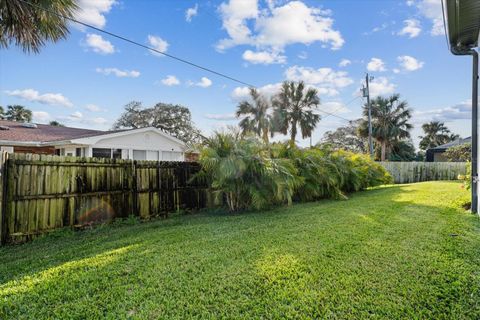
0,106 -> 4,119
272,81 -> 321,147
5,105 -> 32,122
236,88 -> 272,143
359,94 -> 412,161
0,0 -> 78,53
419,121 -> 458,150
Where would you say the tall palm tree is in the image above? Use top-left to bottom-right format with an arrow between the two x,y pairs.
5,105 -> 32,122
419,121 -> 458,150
0,0 -> 78,53
272,81 -> 321,147
359,94 -> 412,161
236,88 -> 272,143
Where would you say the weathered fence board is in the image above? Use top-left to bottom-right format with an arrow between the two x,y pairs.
379,161 -> 467,184
0,154 -> 207,244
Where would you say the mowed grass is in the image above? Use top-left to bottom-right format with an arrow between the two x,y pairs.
1,182 -> 480,319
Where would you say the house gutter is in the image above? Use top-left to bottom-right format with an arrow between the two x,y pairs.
451,47 -> 479,213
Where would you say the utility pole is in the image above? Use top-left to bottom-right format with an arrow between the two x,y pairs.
362,73 -> 374,159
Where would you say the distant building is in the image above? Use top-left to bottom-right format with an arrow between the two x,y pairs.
0,120 -> 187,161
426,137 -> 471,162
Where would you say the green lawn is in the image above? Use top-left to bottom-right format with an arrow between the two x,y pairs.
1,182 -> 479,319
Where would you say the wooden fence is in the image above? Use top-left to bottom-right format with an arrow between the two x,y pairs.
0,153 -> 208,244
379,161 -> 467,184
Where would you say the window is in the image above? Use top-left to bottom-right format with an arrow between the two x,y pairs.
112,149 -> 122,159
162,151 -> 183,161
92,148 -> 112,159
133,150 -> 146,160
75,148 -> 82,157
146,150 -> 159,161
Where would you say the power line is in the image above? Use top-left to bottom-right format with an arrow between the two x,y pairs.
320,96 -> 361,121
18,0 -> 256,88
19,0 -> 354,123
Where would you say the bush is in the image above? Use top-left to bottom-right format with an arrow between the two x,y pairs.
197,131 -> 300,212
198,133 -> 392,212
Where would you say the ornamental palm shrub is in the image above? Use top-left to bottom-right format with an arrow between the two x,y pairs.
271,144 -> 345,201
332,150 -> 393,192
198,131 -> 300,212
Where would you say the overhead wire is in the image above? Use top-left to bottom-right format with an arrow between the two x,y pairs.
19,0 -> 358,123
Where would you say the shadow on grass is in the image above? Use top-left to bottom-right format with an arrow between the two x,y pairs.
0,182 -> 479,318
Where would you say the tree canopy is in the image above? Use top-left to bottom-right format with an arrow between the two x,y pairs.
272,81 -> 321,147
0,0 -> 77,53
4,105 -> 32,122
320,119 -> 367,153
113,101 -> 204,143
358,94 -> 412,161
418,121 -> 458,150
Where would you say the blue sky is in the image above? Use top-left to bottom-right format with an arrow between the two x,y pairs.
0,0 -> 475,147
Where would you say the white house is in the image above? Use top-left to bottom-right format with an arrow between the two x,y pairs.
0,120 -> 187,161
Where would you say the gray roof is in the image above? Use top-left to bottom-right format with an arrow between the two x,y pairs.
432,136 -> 471,150
444,0 -> 480,50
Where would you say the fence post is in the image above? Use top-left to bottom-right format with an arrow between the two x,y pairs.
0,152 -> 7,244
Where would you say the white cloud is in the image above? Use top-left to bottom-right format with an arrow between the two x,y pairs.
232,83 -> 282,101
147,35 -> 169,56
321,101 -> 350,114
92,117 -> 108,125
74,0 -> 116,29
367,58 -> 387,72
415,0 -> 444,36
191,77 -> 212,88
298,51 -> 308,59
217,0 -> 344,52
70,111 -> 83,119
414,100 -> 472,123
338,59 -> 351,67
398,55 -> 424,71
242,49 -> 286,64
85,34 -> 115,54
185,3 -> 198,22
32,111 -> 51,122
85,104 -> 105,112
5,89 -> 73,108
161,75 -> 180,86
285,65 -> 354,89
95,67 -> 140,78
205,113 -> 237,120
367,77 -> 396,97
398,19 -> 421,38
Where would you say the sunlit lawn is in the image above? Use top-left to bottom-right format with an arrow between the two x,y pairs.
0,181 -> 479,319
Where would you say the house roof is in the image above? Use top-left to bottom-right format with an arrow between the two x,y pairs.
0,120 -> 106,142
431,136 -> 471,150
0,120 -> 186,147
443,0 -> 480,51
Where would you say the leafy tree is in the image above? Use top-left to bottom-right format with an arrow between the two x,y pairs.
0,0 -> 78,53
236,88 -> 272,143
0,105 -> 4,119
5,105 -> 32,122
49,120 -> 64,127
320,119 -> 367,153
359,94 -> 412,161
113,101 -> 204,143
387,140 -> 417,162
444,143 -> 471,162
272,81 -> 321,147
419,121 -> 458,150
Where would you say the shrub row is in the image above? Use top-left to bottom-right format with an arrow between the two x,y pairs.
197,132 -> 392,212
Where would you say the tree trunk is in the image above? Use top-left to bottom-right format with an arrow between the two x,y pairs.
262,127 -> 269,143
290,121 -> 297,147
381,141 -> 386,161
